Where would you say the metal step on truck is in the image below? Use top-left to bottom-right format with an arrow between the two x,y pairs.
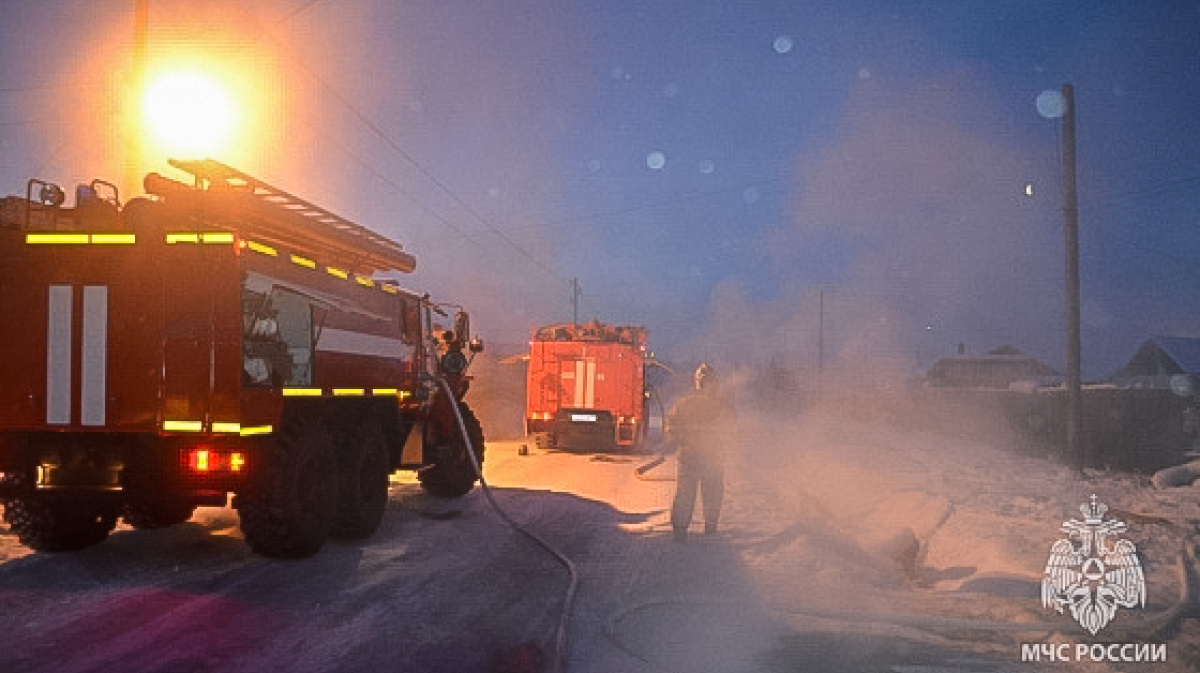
0,159 -> 485,558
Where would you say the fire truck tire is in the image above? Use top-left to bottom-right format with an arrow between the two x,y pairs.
122,497 -> 197,529
418,403 -> 485,499
2,498 -> 119,552
331,421 -> 390,540
238,414 -> 340,558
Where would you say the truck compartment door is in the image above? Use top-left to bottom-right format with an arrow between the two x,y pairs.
45,284 -> 109,426
581,359 -> 596,408
561,359 -> 596,409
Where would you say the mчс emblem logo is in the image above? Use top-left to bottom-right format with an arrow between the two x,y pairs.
1041,495 -> 1146,634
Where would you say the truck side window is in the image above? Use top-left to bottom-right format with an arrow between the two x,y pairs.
242,287 -> 287,387
401,298 -> 420,345
241,286 -> 313,387
423,305 -> 442,378
271,289 -> 313,385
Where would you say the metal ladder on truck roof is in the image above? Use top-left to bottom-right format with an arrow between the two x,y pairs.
164,158 -> 417,275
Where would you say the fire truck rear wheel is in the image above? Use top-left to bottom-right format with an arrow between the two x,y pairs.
238,414 -> 340,558
418,403 -> 485,499
2,497 -> 119,552
331,421 -> 390,540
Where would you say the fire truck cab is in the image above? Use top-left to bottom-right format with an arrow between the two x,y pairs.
525,321 -> 650,452
0,160 -> 485,557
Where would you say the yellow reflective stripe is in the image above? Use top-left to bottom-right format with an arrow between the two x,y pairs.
326,267 -> 348,279
354,275 -> 374,287
379,284 -> 398,295
169,232 -> 232,244
26,233 -> 136,244
246,240 -> 277,256
90,233 -> 136,244
371,388 -> 399,395
290,254 -> 316,269
26,233 -> 90,244
333,388 -> 365,396
281,387 -> 322,397
163,420 -> 203,432
398,390 -> 412,400
239,425 -> 274,436
211,422 -> 241,434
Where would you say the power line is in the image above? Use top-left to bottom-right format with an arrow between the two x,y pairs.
1101,175 -> 1200,205
411,175 -> 786,246
1087,217 -> 1200,285
0,116 -> 72,128
236,4 -> 568,286
559,176 -> 783,233
297,116 -> 478,246
0,76 -> 103,94
295,115 -> 567,301
34,139 -> 71,179
306,75 -> 567,282
274,0 -> 330,27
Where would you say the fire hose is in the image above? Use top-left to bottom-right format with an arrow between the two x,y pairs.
604,518 -> 1198,670
619,400 -> 1198,664
633,452 -> 672,481
434,377 -> 580,673
634,387 -> 675,481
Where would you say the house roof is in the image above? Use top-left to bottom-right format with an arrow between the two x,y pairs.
1152,336 -> 1200,373
927,346 -> 1060,388
1112,335 -> 1200,380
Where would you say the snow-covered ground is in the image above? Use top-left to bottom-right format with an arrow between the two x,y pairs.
1,409 -> 1198,672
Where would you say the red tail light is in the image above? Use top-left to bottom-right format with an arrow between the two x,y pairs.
185,447 -> 247,474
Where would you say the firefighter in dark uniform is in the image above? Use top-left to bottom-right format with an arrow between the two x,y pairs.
668,362 -> 736,542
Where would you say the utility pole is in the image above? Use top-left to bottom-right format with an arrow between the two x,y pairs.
1061,84 -> 1085,474
571,278 -> 581,328
128,0 -> 149,197
817,288 -> 825,401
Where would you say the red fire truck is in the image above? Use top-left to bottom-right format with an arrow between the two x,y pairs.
524,321 -> 651,452
0,159 -> 485,557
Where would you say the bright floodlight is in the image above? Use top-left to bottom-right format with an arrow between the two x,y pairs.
142,70 -> 238,156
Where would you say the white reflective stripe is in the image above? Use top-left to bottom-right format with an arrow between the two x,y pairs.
46,286 -> 73,424
585,360 -> 596,408
316,327 -> 412,359
81,286 -> 107,426
573,360 -> 585,408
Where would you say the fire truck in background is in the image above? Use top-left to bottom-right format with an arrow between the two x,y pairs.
524,321 -> 657,452
0,159 -> 485,558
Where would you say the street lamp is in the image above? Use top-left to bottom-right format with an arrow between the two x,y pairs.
128,0 -> 255,193
142,70 -> 238,156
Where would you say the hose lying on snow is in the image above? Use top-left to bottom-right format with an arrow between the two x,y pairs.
634,447 -> 675,482
435,377 -> 579,673
605,522 -> 1198,669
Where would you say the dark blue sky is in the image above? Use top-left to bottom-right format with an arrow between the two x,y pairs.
3,0 -> 1199,380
